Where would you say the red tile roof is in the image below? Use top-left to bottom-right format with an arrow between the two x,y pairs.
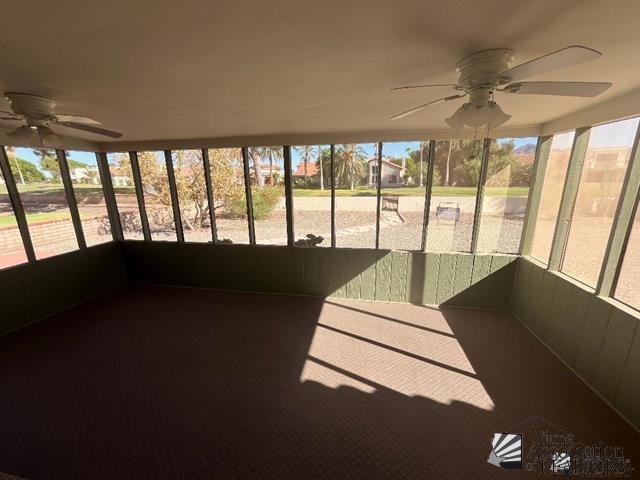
293,162 -> 319,176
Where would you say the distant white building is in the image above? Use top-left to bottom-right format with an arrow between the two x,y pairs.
367,158 -> 404,187
69,166 -> 100,184
108,166 -> 131,187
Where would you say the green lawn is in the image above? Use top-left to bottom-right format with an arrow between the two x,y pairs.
0,183 -> 134,197
0,210 -> 73,228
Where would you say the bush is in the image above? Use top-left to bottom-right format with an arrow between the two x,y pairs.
226,186 -> 282,220
226,192 -> 249,218
293,176 -> 319,188
252,186 -> 282,220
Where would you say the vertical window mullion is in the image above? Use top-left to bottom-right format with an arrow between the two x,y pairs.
283,146 -> 294,246
129,151 -> 151,241
201,148 -> 218,243
0,145 -> 35,261
95,152 -> 123,241
56,149 -> 86,249
164,150 -> 184,242
241,147 -> 256,245
420,141 -> 436,252
330,145 -> 336,248
375,142 -> 383,249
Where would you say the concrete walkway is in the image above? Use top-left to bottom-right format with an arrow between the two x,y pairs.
292,195 -> 528,215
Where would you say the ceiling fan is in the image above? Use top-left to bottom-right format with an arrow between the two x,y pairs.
390,46 -> 612,130
1,92 -> 122,147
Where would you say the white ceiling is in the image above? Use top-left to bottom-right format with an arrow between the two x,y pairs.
1,0 -> 640,150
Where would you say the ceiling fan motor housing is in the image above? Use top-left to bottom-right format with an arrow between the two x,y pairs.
456,48 -> 513,91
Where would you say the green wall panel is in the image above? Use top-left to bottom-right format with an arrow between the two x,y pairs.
0,243 -> 126,336
545,279 -> 573,352
510,257 -> 640,431
615,327 -> 640,428
423,253 -> 440,306
592,308 -> 638,402
389,251 -> 408,303
453,255 -> 473,299
374,254 -> 393,302
573,296 -> 613,383
435,254 -> 457,304
121,242 -> 515,310
359,252 -> 378,301
557,287 -> 590,366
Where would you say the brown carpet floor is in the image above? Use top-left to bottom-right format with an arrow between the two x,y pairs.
0,286 -> 638,479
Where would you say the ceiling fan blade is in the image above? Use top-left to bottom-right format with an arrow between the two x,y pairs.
53,114 -> 101,125
391,84 -> 461,92
501,46 -> 602,83
58,121 -> 122,138
390,94 -> 465,121
0,110 -> 21,120
1,117 -> 22,121
501,81 -> 611,97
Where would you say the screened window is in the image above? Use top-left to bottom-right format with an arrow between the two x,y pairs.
172,150 -> 211,243
292,145 -> 330,247
477,137 -> 537,253
10,148 -> 77,259
106,153 -> 144,240
426,140 -> 482,252
615,204 -> 640,310
137,151 -> 176,241
0,150 -> 28,268
248,146 -> 286,245
335,143 -> 378,249
208,148 -> 249,244
530,131 -> 576,263
562,117 -> 640,286
378,141 -> 428,251
66,151 -> 111,246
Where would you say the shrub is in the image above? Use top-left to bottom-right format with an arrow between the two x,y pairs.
226,186 -> 282,220
252,186 -> 283,220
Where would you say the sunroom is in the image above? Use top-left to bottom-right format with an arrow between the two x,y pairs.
0,1 -> 639,478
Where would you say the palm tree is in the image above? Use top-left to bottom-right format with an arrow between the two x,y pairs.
317,146 -> 324,190
334,144 -> 367,190
445,140 -> 452,186
249,147 -> 282,187
265,147 -> 283,185
294,145 -> 314,182
419,142 -> 426,186
248,147 -> 265,188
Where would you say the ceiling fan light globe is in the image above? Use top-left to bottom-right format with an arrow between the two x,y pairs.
37,126 -> 61,148
445,104 -> 467,130
6,125 -> 37,144
487,101 -> 511,128
463,103 -> 493,128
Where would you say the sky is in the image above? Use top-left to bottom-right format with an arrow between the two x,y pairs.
14,148 -> 98,166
